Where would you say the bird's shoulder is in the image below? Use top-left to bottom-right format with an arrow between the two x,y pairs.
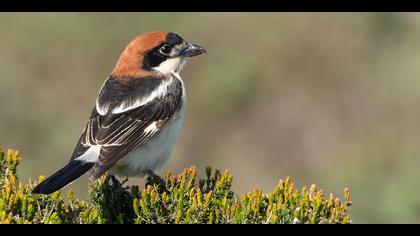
69,74 -> 184,179
95,74 -> 183,117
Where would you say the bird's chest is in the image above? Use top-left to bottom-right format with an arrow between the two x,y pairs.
110,99 -> 186,177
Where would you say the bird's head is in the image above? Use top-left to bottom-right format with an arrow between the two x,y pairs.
112,31 -> 206,79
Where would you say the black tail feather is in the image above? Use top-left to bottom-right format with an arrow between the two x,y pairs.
32,161 -> 94,194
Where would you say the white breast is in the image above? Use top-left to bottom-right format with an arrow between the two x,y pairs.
109,79 -> 186,177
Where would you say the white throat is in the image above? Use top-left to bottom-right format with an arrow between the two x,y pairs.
152,57 -> 187,76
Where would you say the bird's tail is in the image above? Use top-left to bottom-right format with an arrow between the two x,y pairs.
32,161 -> 94,194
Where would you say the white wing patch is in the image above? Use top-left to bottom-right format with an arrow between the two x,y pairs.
96,99 -> 109,116
110,77 -> 173,115
95,79 -> 110,116
75,145 -> 101,163
144,121 -> 158,133
95,71 -> 183,116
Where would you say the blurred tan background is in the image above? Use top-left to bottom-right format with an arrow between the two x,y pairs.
1,13 -> 420,223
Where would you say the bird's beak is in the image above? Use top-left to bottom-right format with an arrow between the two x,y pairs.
180,43 -> 206,57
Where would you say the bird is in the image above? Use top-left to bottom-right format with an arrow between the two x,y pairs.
32,31 -> 206,194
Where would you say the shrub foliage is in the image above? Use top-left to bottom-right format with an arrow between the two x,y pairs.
0,146 -> 352,224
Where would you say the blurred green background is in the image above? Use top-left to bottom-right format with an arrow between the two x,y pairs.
1,13 -> 420,223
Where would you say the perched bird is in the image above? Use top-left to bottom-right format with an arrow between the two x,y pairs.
32,31 -> 206,194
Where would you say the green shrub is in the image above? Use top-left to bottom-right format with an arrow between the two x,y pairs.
0,145 -> 352,224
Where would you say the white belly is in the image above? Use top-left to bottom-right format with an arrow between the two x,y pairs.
109,103 -> 186,177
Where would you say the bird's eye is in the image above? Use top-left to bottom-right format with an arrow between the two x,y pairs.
159,44 -> 172,55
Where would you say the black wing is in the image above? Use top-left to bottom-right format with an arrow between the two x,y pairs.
70,75 -> 183,180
